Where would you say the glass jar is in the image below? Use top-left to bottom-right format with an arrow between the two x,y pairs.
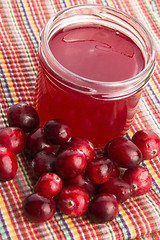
34,4 -> 155,148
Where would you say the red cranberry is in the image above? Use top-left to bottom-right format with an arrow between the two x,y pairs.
106,137 -> 142,168
123,166 -> 152,196
7,103 -> 40,133
44,119 -> 71,145
34,172 -> 63,198
103,141 -> 110,157
0,146 -> 17,181
88,193 -> 118,223
132,129 -> 160,160
65,171 -> 97,195
86,157 -> 113,184
23,193 -> 56,223
103,143 -> 120,177
0,127 -> 26,154
58,137 -> 95,163
110,162 -> 120,178
58,185 -> 89,217
26,127 -> 55,158
100,177 -> 131,203
31,150 -> 56,179
55,148 -> 87,179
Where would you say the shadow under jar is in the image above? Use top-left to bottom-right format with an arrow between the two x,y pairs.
34,5 -> 155,148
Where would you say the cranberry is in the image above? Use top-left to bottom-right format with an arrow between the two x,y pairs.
58,137 -> 95,163
44,119 -> 71,145
34,172 -> 63,198
0,127 -> 26,154
26,127 -> 55,158
58,185 -> 89,217
110,162 -> 120,178
86,157 -> 113,184
55,148 -> 87,179
7,103 -> 40,133
100,177 -> 131,203
0,146 -> 17,181
87,193 -> 118,223
106,137 -> 142,168
23,193 -> 56,223
132,129 -> 160,160
65,171 -> 97,195
123,166 -> 152,196
31,150 -> 56,179
103,141 -> 110,157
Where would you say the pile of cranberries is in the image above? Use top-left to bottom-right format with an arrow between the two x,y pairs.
0,103 -> 160,224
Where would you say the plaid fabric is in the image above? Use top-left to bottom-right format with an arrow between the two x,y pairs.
0,0 -> 160,239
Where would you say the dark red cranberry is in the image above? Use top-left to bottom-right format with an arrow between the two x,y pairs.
44,119 -> 71,145
123,166 -> 152,196
0,127 -> 26,154
58,185 -> 89,217
65,171 -> 97,195
23,193 -> 56,223
34,172 -> 63,198
103,141 -> 110,157
31,150 -> 56,179
100,177 -> 131,203
55,148 -> 87,179
58,137 -> 95,163
26,127 -> 55,158
110,162 -> 120,178
87,193 -> 118,223
0,146 -> 17,181
86,157 -> 113,184
106,137 -> 142,168
132,129 -> 160,160
7,103 -> 40,133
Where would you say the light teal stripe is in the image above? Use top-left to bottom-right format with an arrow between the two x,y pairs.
0,183 -> 24,240
7,0 -> 37,77
115,213 -> 131,240
133,0 -> 160,45
16,0 -> 38,50
0,42 -> 22,105
0,221 -> 9,240
59,0 -> 67,9
140,95 -> 160,130
146,81 -> 160,111
49,0 -> 57,13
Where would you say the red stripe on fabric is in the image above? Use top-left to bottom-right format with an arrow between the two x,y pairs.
1,32 -> 31,103
1,10 -> 34,103
134,110 -> 149,129
132,0 -> 160,36
9,0 -> 38,96
24,0 -> 43,34
1,181 -> 26,239
130,198 -> 153,235
149,187 -> 160,209
113,0 -> 132,13
142,87 -> 160,120
1,29 -> 21,103
49,218 -> 67,240
7,181 -> 41,239
134,196 -> 158,234
11,1 -> 37,61
27,0 -> 47,29
0,83 -> 10,112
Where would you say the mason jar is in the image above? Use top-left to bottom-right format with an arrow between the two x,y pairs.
34,4 -> 155,148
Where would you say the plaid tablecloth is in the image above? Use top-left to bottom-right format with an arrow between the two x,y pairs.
0,0 -> 160,239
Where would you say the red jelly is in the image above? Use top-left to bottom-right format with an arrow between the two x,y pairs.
34,5 -> 155,147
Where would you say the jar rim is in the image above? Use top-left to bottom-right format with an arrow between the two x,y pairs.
40,4 -> 156,95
